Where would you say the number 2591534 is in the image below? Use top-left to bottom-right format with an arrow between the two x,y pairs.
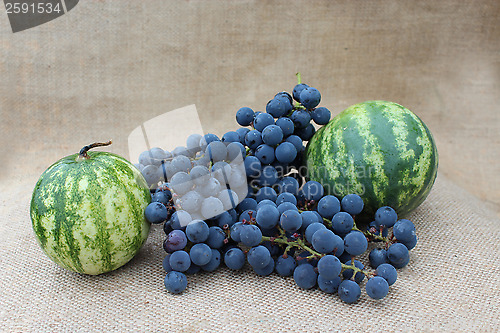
5,2 -> 62,14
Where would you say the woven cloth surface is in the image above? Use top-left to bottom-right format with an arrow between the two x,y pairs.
0,1 -> 499,332
1,175 -> 499,332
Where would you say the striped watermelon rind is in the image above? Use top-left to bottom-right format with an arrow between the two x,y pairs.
305,100 -> 438,221
30,151 -> 151,275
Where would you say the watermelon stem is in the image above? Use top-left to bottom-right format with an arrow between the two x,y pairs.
79,140 -> 113,159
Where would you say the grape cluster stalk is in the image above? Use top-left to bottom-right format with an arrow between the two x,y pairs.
138,74 -> 417,303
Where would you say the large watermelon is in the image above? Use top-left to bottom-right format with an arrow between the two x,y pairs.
30,142 -> 151,275
305,101 -> 438,222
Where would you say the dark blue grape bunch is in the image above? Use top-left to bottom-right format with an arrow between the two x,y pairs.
152,182 -> 417,302
140,75 -> 416,303
234,73 -> 332,179
222,182 -> 418,303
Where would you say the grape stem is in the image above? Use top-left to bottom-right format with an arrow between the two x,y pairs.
260,227 -> 373,280
292,73 -> 307,109
289,105 -> 306,116
351,218 -> 391,243
296,72 -> 302,85
297,208 -> 391,243
78,140 -> 112,159
262,235 -> 318,260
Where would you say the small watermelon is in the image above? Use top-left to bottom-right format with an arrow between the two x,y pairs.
30,141 -> 151,275
305,101 -> 438,222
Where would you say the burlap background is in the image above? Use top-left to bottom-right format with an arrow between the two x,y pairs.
1,1 -> 499,332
